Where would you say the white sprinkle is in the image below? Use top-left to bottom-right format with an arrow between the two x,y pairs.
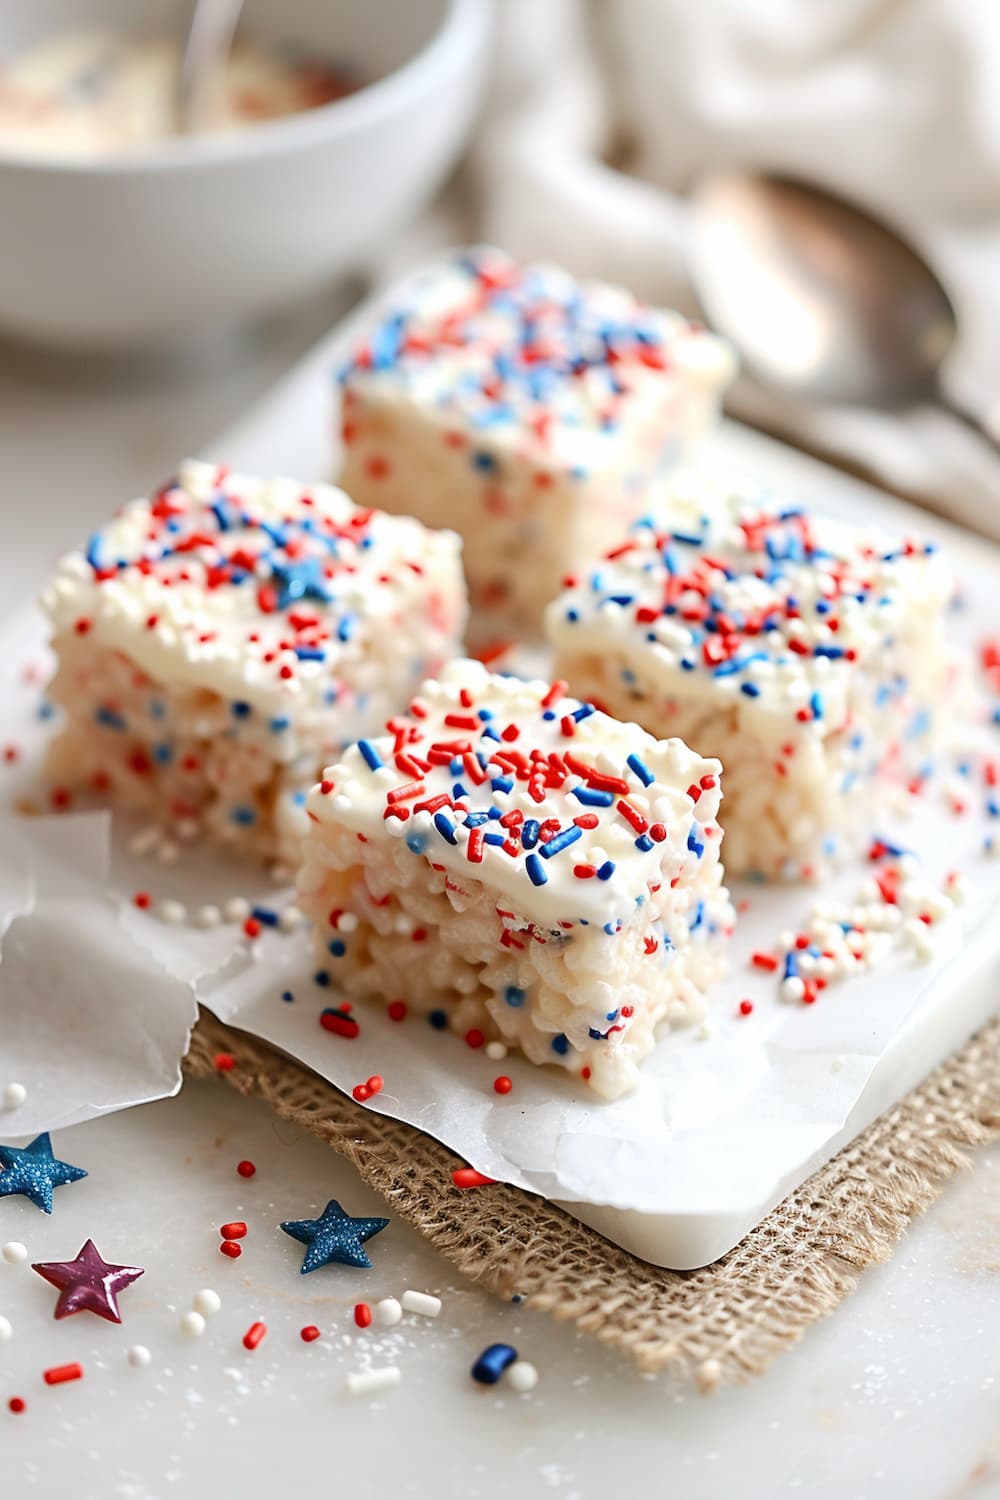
195,904 -> 222,929
128,826 -> 161,858
372,1297 -> 402,1328
780,976 -> 805,1003
506,1359 -> 538,1393
157,840 -> 180,865
192,1288 -> 222,1318
158,899 -> 187,925
277,905 -> 303,933
338,912 -> 359,934
2,1083 -> 27,1110
126,1344 -> 152,1368
485,1041 -> 508,1062
0,1315 -> 12,1343
174,818 -> 200,843
180,1311 -> 206,1337
224,897 -> 250,923
401,1290 -> 441,1318
1,1242 -> 27,1265
696,1357 -> 722,1393
345,1365 -> 401,1396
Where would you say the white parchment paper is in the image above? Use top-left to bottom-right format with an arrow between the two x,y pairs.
1,598 -> 997,1222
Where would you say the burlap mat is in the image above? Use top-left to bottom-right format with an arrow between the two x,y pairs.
184,1010 -> 1000,1389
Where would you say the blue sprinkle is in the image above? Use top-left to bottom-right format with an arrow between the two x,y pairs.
85,534 -> 103,571
471,1344 -> 518,1385
294,646 -> 326,662
428,1009 -> 448,1030
490,777 -> 514,794
597,861 -> 615,880
504,986 -> 525,1008
540,825 -> 582,858
550,1033 -> 570,1055
314,970 -> 331,988
451,782 -> 468,800
472,451 -> 497,472
337,617 -> 355,643
814,645 -> 845,659
95,706 -> 125,731
687,828 -> 704,857
571,786 -> 614,808
406,831 -> 428,854
231,700 -> 252,719
484,832 -> 507,846
740,682 -> 761,698
634,834 -> 654,852
434,812 -> 458,845
149,699 -> 166,720
358,739 -> 384,771
572,703 -> 595,722
626,753 -> 654,787
328,938 -> 346,958
810,691 -> 824,720
152,743 -> 173,765
525,853 -> 548,886
231,806 -> 256,826
251,907 -> 279,927
281,990 -> 294,1003
521,820 -> 541,850
270,716 -> 290,733
38,701 -> 54,720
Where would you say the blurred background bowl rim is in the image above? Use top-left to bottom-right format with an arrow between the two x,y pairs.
0,0 -> 490,176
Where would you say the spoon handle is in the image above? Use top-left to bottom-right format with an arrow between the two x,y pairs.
936,380 -> 1000,459
178,0 -> 246,134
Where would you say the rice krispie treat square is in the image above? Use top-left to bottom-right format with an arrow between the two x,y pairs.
336,247 -> 735,636
547,473 -> 956,880
41,459 -> 467,861
298,659 -> 733,1099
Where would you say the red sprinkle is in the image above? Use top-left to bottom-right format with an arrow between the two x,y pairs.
451,1168 -> 496,1190
352,1084 -> 371,1102
366,1075 -> 383,1095
300,1325 -> 321,1343
354,1303 -> 372,1328
243,917 -> 261,939
236,1160 -> 256,1179
464,1029 -> 485,1049
8,1397 -> 26,1413
493,1076 -> 513,1095
220,1221 -> 247,1240
44,1363 -> 83,1386
738,1000 -> 754,1017
751,951 -> 779,972
243,1321 -> 267,1351
387,1000 -> 407,1022
133,891 -> 152,909
214,1052 -> 235,1073
220,1240 -> 242,1259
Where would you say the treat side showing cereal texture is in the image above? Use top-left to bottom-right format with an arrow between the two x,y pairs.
336,248 -> 735,637
41,459 -> 467,860
547,473 -> 957,880
298,659 -> 733,1099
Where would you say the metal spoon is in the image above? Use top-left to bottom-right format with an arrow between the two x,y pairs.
690,170 -> 995,446
177,0 -> 246,134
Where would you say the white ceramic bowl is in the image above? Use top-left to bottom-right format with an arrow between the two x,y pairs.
0,0 -> 491,348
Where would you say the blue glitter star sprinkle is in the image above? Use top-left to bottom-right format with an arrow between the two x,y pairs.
0,1132 -> 87,1213
269,557 -> 333,610
279,1199 -> 389,1274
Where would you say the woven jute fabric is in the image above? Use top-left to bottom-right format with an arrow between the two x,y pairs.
184,1009 -> 1000,1388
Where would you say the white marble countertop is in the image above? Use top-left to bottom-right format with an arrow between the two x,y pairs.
1,310 -> 998,1500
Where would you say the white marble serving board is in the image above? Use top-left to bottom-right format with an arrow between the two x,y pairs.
182,281 -> 1000,1268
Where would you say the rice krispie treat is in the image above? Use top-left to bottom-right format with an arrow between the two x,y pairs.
41,459 -> 467,861
298,659 -> 733,1099
547,473 -> 957,880
336,247 -> 735,636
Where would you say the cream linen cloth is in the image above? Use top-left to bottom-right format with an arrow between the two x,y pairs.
465,0 -> 1000,539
